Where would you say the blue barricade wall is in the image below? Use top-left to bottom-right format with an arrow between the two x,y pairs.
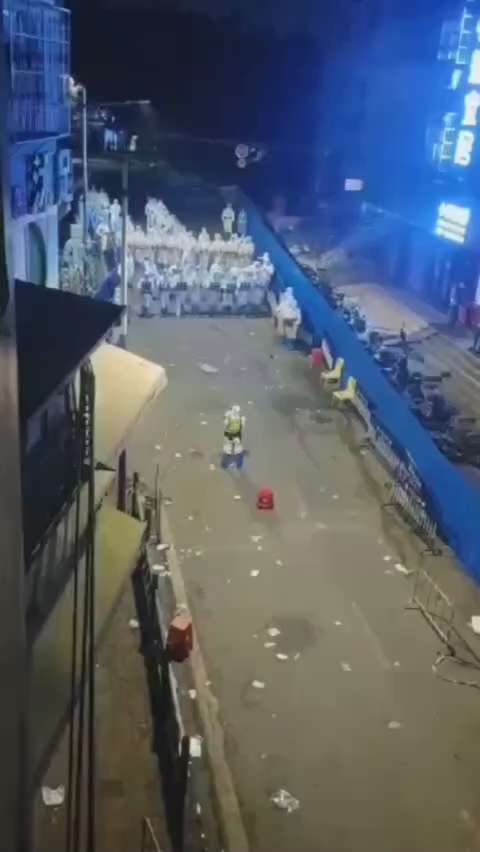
242,198 -> 480,582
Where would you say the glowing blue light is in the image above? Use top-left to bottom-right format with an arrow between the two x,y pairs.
469,48 -> 480,83
462,89 -> 480,125
436,202 -> 471,243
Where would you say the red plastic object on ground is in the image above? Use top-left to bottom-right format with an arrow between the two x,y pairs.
310,348 -> 325,368
257,488 -> 275,511
166,610 -> 193,662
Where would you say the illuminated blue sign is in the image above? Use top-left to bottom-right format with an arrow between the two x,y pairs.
435,202 -> 471,243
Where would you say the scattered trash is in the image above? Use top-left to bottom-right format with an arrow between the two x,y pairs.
470,616 -> 480,635
383,555 -> 392,563
293,653 -> 301,662
276,653 -> 289,662
153,567 -> 170,578
271,789 -> 300,814
194,551 -> 204,558
201,421 -> 208,426
252,680 -> 266,690
188,689 -> 197,700
164,497 -> 174,506
395,563 -> 413,577
275,559 -> 284,568
227,578 -> 232,584
248,400 -> 254,406
197,362 -> 219,374
253,633 -> 259,639
260,753 -> 268,760
234,495 -> 242,501
190,736 -> 203,758
196,803 -> 202,817
209,464 -> 216,471
154,444 -> 162,451
267,627 -> 281,638
250,570 -> 260,578
257,545 -> 263,552
205,680 -> 212,687
335,621 -> 343,627
42,786 -> 65,808
264,642 -> 276,649
332,494 -> 340,501
251,535 -> 263,544
175,452 -> 183,459
187,515 -> 194,521
156,543 -> 170,552
128,619 -> 140,631
388,721 -> 403,731
341,662 -> 352,673
394,661 -> 401,668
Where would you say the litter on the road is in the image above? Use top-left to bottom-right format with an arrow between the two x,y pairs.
335,621 -> 343,627
470,616 -> 480,635
234,495 -> 242,501
250,570 -> 260,578
128,619 -> 140,631
276,653 -> 289,662
201,421 -> 208,426
209,464 -> 216,471
332,494 -> 340,501
271,789 -> 300,814
197,362 -> 219,374
248,400 -> 254,406
395,563 -> 414,576
187,515 -> 194,521
153,567 -> 170,578
341,662 -> 352,673
294,653 -> 301,662
226,578 -> 232,584
42,786 -> 65,807
252,680 -> 266,690
155,444 -> 162,451
188,689 -> 197,700
194,550 -> 204,558
196,803 -> 202,816
383,555 -> 392,563
388,721 -> 403,730
267,627 -> 281,638
275,559 -> 284,568
257,545 -> 263,552
175,452 -> 183,459
394,661 -> 401,668
251,535 -> 263,544
156,543 -> 170,552
190,736 -> 203,758
164,497 -> 174,506
264,642 -> 276,649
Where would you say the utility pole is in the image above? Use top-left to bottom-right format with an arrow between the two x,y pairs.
0,2 -> 30,849
119,158 -> 129,348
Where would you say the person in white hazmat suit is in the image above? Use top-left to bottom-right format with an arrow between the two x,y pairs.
221,203 -> 236,237
222,405 -> 246,469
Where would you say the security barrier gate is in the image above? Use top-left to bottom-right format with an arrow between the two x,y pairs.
407,569 -> 455,652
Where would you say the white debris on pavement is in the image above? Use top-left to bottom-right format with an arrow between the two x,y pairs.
156,543 -> 170,552
248,400 -> 254,406
187,515 -> 194,521
252,680 -> 266,690
155,444 -> 162,451
209,464 -> 216,471
128,619 -> 140,631
190,736 -> 203,758
271,789 -> 300,814
194,551 -> 203,558
264,642 -> 276,649
395,563 -> 414,576
251,535 -> 263,544
383,555 -> 392,563
388,721 -> 403,730
394,661 -> 401,668
335,621 -> 343,627
341,662 -> 352,673
470,616 -> 480,635
276,653 -> 289,662
332,494 -> 340,501
275,559 -> 284,568
175,452 -> 183,459
267,627 -> 281,638
188,689 -> 197,700
234,495 -> 242,501
197,362 -> 219,374
42,786 -> 65,807
201,421 -> 208,426
250,570 -> 260,578
257,545 -> 263,552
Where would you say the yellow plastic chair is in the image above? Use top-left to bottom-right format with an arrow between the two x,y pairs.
321,357 -> 345,386
333,376 -> 358,405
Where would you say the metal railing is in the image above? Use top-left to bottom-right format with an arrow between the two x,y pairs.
385,475 -> 440,555
407,569 -> 455,652
140,817 -> 163,852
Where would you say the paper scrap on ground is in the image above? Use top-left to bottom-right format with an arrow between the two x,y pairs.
275,560 -> 284,568
187,515 -> 194,521
341,662 -> 352,673
335,621 -> 343,627
42,786 -> 65,807
264,642 -> 276,649
257,545 -> 263,552
267,627 -> 281,638
156,543 -> 170,552
388,721 -> 403,730
164,497 -> 174,506
248,400 -> 254,406
190,736 -> 203,758
194,551 -> 203,558
395,563 -> 413,576
201,421 -> 208,426
332,494 -> 340,501
175,452 -> 183,459
383,555 -> 392,563
271,789 -> 300,814
294,653 -> 301,661
394,661 -> 401,668
276,653 -> 289,662
197,362 -> 219,374
234,495 -> 242,501
155,444 -> 162,451
128,619 -> 140,631
209,464 -> 216,471
188,689 -> 197,700
250,570 -> 260,578
252,680 -> 265,690
471,616 -> 480,635
251,535 -> 263,544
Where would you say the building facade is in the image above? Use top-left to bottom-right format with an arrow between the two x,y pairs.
3,0 -> 72,287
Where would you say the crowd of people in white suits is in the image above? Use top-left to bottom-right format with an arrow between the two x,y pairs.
130,198 -> 275,317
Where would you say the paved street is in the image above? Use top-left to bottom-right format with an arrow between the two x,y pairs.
127,313 -> 480,852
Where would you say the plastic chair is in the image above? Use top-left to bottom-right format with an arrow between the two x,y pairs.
333,376 -> 358,405
321,357 -> 345,386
